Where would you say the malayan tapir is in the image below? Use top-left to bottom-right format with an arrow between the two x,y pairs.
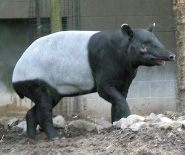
12,23 -> 175,139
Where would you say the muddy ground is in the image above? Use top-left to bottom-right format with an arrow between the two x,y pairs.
1,113 -> 185,155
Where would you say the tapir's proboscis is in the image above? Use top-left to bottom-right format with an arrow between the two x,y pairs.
12,23 -> 176,139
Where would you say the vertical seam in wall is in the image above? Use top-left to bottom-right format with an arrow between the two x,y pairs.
150,82 -> 152,98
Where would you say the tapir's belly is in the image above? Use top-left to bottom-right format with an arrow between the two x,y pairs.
12,31 -> 99,95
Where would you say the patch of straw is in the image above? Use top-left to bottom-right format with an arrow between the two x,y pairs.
0,135 -> 4,143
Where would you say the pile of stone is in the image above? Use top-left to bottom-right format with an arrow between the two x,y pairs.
113,113 -> 185,132
1,112 -> 185,134
0,115 -> 112,133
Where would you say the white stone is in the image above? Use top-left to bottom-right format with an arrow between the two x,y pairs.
157,114 -> 165,117
12,121 -> 27,133
53,115 -> 66,128
147,116 -> 172,128
177,116 -> 185,122
180,120 -> 185,127
160,117 -> 173,123
120,115 -> 145,130
145,113 -> 161,122
96,125 -> 104,134
120,122 -> 127,130
8,118 -> 19,128
127,115 -> 145,122
92,117 -> 112,129
177,127 -> 183,132
67,120 -> 96,132
149,122 -> 166,128
149,113 -> 156,118
113,118 -> 126,128
129,122 -> 148,132
161,121 -> 182,130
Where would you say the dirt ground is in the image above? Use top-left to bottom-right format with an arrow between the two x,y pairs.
1,113 -> 185,155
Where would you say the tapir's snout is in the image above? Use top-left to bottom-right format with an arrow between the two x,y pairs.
149,51 -> 176,66
163,50 -> 176,61
168,53 -> 176,61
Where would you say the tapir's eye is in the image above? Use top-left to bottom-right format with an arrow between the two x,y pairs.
142,45 -> 147,50
140,45 -> 147,54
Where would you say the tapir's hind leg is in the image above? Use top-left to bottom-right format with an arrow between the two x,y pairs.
26,100 -> 60,139
35,97 -> 62,139
13,80 -> 62,139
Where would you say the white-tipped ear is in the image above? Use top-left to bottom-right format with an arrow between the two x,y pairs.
121,24 -> 133,38
147,23 -> 155,32
121,23 -> 128,28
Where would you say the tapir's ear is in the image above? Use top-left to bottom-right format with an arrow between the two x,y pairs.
121,24 -> 133,38
147,23 -> 155,32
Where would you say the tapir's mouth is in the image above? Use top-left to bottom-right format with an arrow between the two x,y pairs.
150,58 -> 166,66
156,59 -> 165,65
149,53 -> 175,66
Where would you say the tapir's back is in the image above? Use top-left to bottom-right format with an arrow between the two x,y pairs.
12,31 -> 99,95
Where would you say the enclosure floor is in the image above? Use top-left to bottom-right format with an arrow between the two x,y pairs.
1,112 -> 185,155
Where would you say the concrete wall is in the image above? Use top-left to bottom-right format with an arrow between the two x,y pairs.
0,19 -> 32,116
80,0 -> 177,120
0,0 -> 177,119
0,0 -> 80,116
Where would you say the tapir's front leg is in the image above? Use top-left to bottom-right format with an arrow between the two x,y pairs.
97,84 -> 130,122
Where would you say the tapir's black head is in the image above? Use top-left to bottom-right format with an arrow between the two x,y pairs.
121,23 -> 176,67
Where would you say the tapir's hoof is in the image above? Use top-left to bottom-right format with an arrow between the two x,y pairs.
26,133 -> 36,140
49,134 -> 62,140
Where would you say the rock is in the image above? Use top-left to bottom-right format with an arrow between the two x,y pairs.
165,111 -> 179,119
67,120 -> 96,132
8,118 -> 19,128
92,117 -> 112,129
149,122 -> 166,128
0,118 -> 11,130
53,115 -> 66,128
157,114 -> 165,118
126,115 -> 145,122
121,115 -> 145,130
12,121 -> 27,133
113,118 -> 126,128
177,116 -> 185,122
145,113 -> 161,123
129,122 -> 148,132
120,122 -> 127,130
177,127 -> 183,132
160,117 -> 172,123
161,121 -> 182,130
180,120 -> 185,127
147,113 -> 156,119
96,125 -> 105,134
147,116 -> 172,128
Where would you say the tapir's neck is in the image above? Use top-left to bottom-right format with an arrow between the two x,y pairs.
122,50 -> 138,71
126,46 -> 140,69
129,56 -> 140,69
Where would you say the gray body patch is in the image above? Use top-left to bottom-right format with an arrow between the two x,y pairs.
12,31 -> 99,95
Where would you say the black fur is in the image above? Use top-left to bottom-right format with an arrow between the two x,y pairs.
88,30 -> 137,122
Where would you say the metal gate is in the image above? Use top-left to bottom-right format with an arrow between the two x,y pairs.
29,0 -> 81,41
28,0 -> 82,117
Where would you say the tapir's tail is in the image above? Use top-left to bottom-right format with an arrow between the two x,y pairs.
13,82 -> 25,99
